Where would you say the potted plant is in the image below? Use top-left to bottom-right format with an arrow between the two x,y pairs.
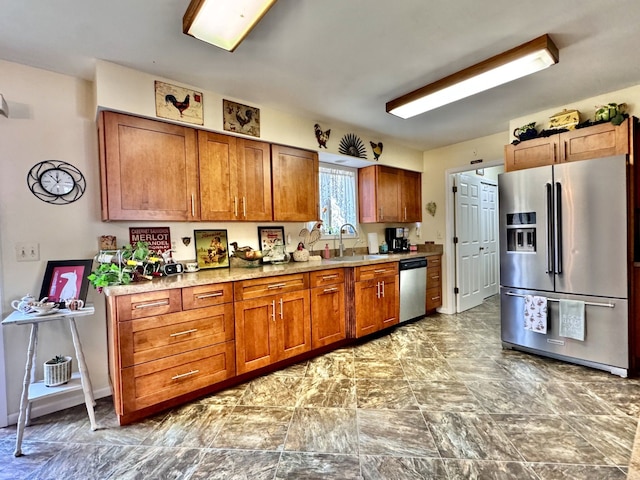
44,354 -> 72,387
88,241 -> 160,291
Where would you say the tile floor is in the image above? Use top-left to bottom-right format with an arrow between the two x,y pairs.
2,295 -> 639,479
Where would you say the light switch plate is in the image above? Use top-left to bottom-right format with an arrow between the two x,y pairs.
16,242 -> 39,261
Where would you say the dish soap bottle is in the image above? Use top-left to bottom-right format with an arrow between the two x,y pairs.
380,241 -> 388,254
324,243 -> 331,259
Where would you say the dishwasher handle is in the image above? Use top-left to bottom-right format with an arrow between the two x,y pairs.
399,258 -> 427,270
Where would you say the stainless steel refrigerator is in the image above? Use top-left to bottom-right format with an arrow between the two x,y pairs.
499,155 -> 629,377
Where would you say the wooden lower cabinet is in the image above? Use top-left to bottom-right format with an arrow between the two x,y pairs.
310,269 -> 346,348
426,255 -> 443,313
354,262 -> 399,338
234,274 -> 311,374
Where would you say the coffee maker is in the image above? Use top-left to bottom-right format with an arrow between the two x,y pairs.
385,227 -> 409,253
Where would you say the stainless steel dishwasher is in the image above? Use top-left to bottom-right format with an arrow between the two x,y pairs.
399,257 -> 427,323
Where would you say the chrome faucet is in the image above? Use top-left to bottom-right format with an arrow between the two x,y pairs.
338,223 -> 357,257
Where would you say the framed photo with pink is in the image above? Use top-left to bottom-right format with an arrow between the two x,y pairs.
38,259 -> 93,304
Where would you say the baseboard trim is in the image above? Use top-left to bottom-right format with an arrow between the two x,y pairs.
6,386 -> 113,426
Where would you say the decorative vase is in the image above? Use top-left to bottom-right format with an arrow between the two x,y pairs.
44,356 -> 72,387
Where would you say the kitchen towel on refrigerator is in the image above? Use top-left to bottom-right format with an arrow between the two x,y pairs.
523,295 -> 547,334
559,299 -> 585,341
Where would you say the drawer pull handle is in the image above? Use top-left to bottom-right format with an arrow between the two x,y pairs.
322,274 -> 338,280
431,276 -> 440,280
134,300 -> 169,309
271,300 -> 276,321
323,287 -> 338,293
279,298 -> 283,319
431,296 -> 440,301
267,283 -> 287,289
170,328 -> 198,337
172,369 -> 199,380
374,269 -> 388,274
196,292 -> 223,299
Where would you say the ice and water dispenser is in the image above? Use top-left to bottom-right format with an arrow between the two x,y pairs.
506,212 -> 537,252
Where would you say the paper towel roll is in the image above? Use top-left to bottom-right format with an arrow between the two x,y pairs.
367,233 -> 379,254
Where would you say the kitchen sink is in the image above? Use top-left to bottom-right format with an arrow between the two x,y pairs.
329,254 -> 389,262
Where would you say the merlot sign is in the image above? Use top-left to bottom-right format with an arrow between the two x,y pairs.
129,227 -> 171,254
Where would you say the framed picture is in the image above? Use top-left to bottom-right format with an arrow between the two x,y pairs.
223,99 -> 260,137
258,226 -> 285,251
155,80 -> 204,125
194,229 -> 230,269
39,259 -> 93,304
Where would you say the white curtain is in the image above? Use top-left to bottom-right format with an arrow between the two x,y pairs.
319,165 -> 357,235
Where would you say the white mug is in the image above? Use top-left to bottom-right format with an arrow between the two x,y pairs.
65,299 -> 84,311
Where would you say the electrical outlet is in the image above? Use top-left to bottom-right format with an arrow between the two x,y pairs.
16,242 -> 40,262
436,231 -> 443,240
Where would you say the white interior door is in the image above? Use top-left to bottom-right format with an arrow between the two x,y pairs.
480,181 -> 499,298
455,173 -> 483,312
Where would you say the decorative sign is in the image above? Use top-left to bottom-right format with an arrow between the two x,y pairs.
155,80 -> 203,125
223,99 -> 260,137
194,229 -> 229,270
129,227 -> 171,254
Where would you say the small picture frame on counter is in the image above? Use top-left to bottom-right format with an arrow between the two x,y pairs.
257,226 -> 285,251
194,229 -> 230,270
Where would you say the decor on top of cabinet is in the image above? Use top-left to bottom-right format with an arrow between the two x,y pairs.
339,133 -> 367,158
370,141 -> 383,161
594,102 -> 628,125
258,226 -> 285,251
223,99 -> 260,137
512,122 -> 538,143
155,80 -> 203,125
548,109 -> 580,130
314,123 -> 331,149
194,229 -> 229,269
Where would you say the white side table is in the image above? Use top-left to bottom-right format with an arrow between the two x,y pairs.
2,306 -> 98,456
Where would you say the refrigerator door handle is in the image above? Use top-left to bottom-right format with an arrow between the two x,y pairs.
555,182 -> 563,274
545,182 -> 554,274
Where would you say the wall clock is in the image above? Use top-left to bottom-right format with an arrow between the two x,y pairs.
27,160 -> 86,205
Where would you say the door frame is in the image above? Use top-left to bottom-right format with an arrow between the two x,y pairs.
443,159 -> 503,314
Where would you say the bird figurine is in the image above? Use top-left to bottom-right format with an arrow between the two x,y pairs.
236,109 -> 253,128
299,221 -> 323,250
165,94 -> 190,117
314,124 -> 331,149
370,141 -> 383,161
229,242 -> 262,260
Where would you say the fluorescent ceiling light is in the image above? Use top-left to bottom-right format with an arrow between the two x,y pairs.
183,0 -> 277,52
386,34 -> 559,119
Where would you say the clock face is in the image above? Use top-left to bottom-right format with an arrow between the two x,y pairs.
27,160 -> 86,205
40,169 -> 76,195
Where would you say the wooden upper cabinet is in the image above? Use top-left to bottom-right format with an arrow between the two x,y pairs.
271,145 -> 319,221
99,111 -> 199,221
504,136 -> 559,172
560,118 -> 629,162
358,165 -> 421,223
198,131 -> 272,221
504,118 -> 631,172
401,169 -> 422,222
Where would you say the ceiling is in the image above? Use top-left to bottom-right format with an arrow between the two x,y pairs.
2,0 -> 640,151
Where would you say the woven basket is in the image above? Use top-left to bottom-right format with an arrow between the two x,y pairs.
44,356 -> 72,387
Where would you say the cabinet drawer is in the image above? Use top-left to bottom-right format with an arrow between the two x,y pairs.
426,287 -> 442,311
119,304 -> 234,367
116,289 -> 182,321
182,283 -> 233,309
310,268 -> 344,287
234,273 -> 309,301
427,255 -> 441,269
121,342 -> 235,413
356,262 -> 398,281
427,267 -> 441,287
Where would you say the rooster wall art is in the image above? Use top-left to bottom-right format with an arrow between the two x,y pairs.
165,94 -> 190,117
154,81 -> 203,125
314,124 -> 331,149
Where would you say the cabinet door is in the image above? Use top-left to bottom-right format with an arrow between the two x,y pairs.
401,170 -> 422,222
311,284 -> 346,349
237,139 -> 272,221
504,136 -> 558,172
560,119 -> 629,162
276,290 -> 311,360
378,275 -> 399,330
355,279 -> 380,338
377,166 -> 401,222
198,131 -> 238,221
100,111 -> 199,221
234,297 -> 276,374
271,145 -> 319,221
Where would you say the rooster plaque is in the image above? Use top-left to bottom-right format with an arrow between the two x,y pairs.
154,80 -> 203,125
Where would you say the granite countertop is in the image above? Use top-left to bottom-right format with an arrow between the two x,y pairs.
102,247 -> 443,297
